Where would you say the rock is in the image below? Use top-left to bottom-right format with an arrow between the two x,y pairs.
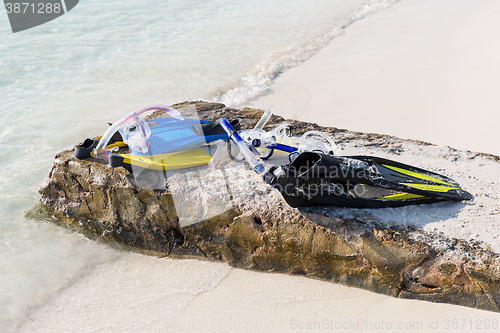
32,101 -> 500,312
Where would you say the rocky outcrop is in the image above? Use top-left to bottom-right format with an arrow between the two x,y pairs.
32,101 -> 500,312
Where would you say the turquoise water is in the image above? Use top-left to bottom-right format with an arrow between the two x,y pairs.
0,0 -> 397,330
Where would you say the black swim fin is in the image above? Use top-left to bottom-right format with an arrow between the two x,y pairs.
350,155 -> 473,201
263,152 -> 472,208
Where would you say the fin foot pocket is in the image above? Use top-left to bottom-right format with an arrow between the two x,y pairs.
74,139 -> 98,159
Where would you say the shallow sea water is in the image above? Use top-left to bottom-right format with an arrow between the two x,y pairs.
0,0 -> 398,330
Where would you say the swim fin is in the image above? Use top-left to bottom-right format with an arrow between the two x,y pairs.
263,152 -> 472,208
348,155 -> 473,201
109,146 -> 216,173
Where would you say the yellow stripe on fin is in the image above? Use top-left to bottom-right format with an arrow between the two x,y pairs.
400,183 -> 459,193
377,193 -> 427,201
106,141 -> 127,149
382,164 -> 454,186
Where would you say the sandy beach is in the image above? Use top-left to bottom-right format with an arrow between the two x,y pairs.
20,255 -> 500,333
20,0 -> 500,331
249,0 -> 500,157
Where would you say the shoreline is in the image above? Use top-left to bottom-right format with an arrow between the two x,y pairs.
20,256 -> 500,333
21,0 -> 500,331
248,0 -> 500,157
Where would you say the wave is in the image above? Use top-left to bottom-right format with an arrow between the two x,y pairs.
214,0 -> 399,107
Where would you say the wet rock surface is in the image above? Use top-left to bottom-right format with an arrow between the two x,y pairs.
33,101 -> 500,312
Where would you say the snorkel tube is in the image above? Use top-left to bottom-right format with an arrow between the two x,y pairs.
226,106 -> 338,167
92,105 -> 184,159
253,105 -> 274,131
220,118 -> 266,174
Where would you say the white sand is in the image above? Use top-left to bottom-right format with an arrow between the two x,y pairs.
20,255 -> 500,333
21,0 -> 500,331
248,0 -> 500,157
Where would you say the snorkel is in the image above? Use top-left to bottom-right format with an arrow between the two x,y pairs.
253,105 -> 274,131
237,106 -> 295,160
219,118 -> 266,174
92,105 -> 184,159
219,108 -> 338,174
239,124 -> 296,159
238,108 -> 337,161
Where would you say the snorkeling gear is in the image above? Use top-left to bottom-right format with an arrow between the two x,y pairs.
74,105 -> 241,172
219,113 -> 472,208
263,152 -> 473,208
220,118 -> 265,174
